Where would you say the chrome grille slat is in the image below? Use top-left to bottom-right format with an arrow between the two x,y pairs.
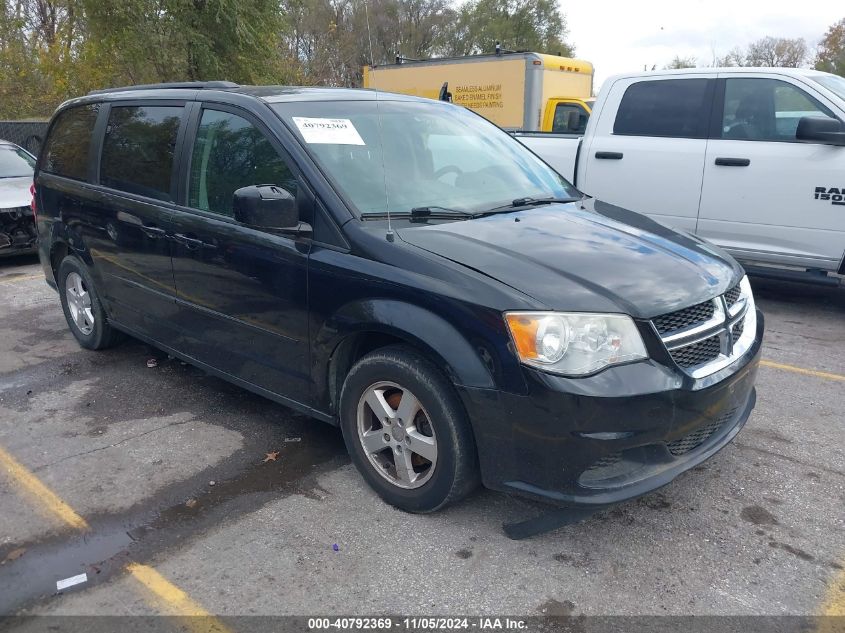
669,334 -> 722,368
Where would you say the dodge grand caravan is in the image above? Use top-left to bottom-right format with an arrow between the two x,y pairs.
33,82 -> 764,514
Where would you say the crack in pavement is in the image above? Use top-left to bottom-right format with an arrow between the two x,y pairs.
30,418 -> 195,474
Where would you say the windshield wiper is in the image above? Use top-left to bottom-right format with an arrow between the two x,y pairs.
409,206 -> 474,220
485,196 -> 581,213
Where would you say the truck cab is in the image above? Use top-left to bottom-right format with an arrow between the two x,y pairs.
543,97 -> 594,134
519,68 -> 845,284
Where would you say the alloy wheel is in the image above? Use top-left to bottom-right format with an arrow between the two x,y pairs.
356,381 -> 438,489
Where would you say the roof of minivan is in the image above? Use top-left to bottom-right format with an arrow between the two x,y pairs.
604,67 -> 831,83
65,85 -> 430,108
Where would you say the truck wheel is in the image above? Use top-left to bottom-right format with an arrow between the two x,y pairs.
58,256 -> 122,350
339,345 -> 479,513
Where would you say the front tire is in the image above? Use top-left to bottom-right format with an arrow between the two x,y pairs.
339,345 -> 479,513
57,256 -> 122,350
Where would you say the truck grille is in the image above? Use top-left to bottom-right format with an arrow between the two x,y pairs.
651,280 -> 753,378
666,407 -> 737,456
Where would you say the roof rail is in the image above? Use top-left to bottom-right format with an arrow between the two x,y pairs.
88,81 -> 239,95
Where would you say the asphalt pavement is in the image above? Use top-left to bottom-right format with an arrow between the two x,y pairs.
0,253 -> 842,625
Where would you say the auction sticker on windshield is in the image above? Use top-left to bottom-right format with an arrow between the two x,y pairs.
292,117 -> 365,145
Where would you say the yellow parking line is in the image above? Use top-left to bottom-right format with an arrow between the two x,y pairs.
821,565 -> 845,616
760,360 -> 845,383
127,563 -> 232,633
0,444 -> 89,530
818,565 -> 845,633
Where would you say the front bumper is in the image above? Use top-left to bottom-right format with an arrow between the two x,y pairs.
459,310 -> 763,507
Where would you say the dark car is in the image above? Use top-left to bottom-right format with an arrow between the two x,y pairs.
33,82 -> 763,514
0,140 -> 37,257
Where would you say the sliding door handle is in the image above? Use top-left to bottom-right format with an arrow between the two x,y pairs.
140,225 -> 167,239
715,157 -> 750,167
595,151 -> 623,160
172,233 -> 205,250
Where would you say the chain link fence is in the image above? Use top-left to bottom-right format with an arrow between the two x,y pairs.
0,120 -> 49,156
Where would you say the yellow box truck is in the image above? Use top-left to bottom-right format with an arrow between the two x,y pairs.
363,51 -> 594,133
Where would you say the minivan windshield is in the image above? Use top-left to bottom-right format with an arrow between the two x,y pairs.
812,74 -> 845,102
272,99 -> 579,216
0,145 -> 35,178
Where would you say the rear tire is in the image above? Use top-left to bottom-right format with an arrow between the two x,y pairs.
339,345 -> 479,513
57,256 -> 122,350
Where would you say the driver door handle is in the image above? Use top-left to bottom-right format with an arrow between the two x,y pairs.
595,151 -> 623,160
715,157 -> 750,167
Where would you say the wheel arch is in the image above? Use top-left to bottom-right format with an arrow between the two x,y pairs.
316,299 -> 498,416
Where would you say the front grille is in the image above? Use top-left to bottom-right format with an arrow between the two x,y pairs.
669,334 -> 721,368
666,407 -> 737,456
732,319 -> 744,341
724,283 -> 741,309
652,300 -> 715,335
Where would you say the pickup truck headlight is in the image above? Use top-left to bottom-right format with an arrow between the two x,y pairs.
504,312 -> 648,376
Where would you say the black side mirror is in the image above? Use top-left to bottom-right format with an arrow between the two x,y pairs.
796,116 -> 845,146
233,185 -> 299,230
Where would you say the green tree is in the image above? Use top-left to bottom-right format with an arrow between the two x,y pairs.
815,17 -> 845,76
445,0 -> 573,57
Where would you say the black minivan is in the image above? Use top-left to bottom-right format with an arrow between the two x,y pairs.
33,82 -> 763,514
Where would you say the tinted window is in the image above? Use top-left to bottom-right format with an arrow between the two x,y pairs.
0,145 -> 35,178
721,78 -> 836,142
100,106 -> 182,201
614,79 -> 711,138
552,103 -> 589,134
188,109 -> 295,217
42,104 -> 100,180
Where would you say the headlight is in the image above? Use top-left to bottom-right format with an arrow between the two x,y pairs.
504,312 -> 648,376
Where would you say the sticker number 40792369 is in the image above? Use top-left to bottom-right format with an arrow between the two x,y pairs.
292,117 -> 366,146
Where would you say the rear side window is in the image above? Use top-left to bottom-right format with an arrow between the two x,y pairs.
41,104 -> 100,181
100,105 -> 182,202
614,79 -> 711,138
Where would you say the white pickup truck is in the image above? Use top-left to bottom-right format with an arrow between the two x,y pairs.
516,67 -> 845,285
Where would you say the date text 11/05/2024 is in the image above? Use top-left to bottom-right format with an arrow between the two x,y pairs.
307,617 -> 528,630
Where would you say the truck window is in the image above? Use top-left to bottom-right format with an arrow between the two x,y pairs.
41,104 -> 100,181
613,79 -> 711,139
552,103 -> 589,134
188,109 -> 296,218
100,106 -> 182,202
721,78 -> 836,142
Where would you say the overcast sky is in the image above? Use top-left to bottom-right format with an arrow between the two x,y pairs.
564,0 -> 843,89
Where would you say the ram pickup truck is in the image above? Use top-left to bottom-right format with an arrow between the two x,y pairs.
516,67 -> 845,285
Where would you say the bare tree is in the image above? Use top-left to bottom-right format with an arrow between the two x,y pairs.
744,36 -> 809,67
664,55 -> 696,69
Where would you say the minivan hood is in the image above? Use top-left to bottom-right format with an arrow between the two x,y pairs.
397,199 -> 743,318
0,176 -> 33,208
